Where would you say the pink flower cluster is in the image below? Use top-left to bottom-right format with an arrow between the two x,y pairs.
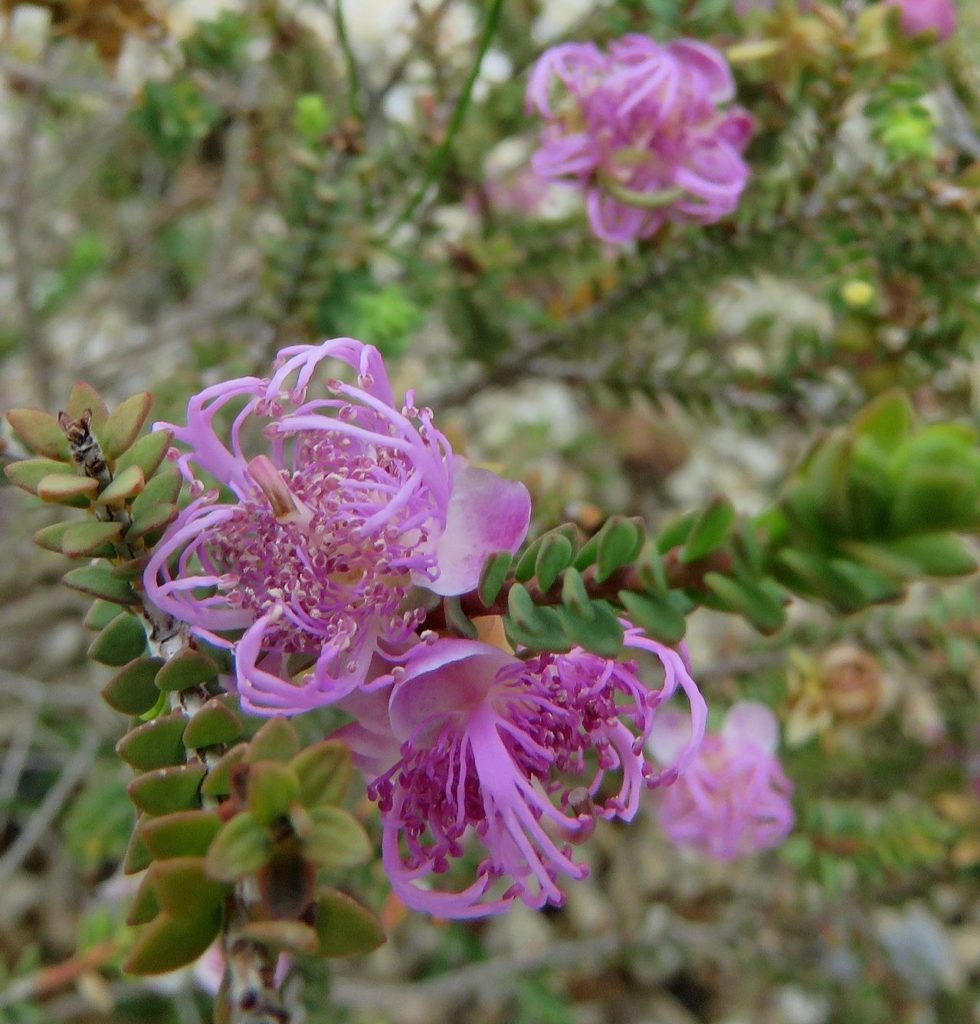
648,701 -> 794,860
886,0 -> 956,40
145,339 -> 531,715
145,339 -> 794,918
339,628 -> 706,917
525,35 -> 754,243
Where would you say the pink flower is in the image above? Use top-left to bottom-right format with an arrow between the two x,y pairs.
885,0 -> 956,40
733,0 -> 774,14
648,701 -> 793,860
526,35 -> 754,244
338,627 -> 706,918
144,339 -> 531,715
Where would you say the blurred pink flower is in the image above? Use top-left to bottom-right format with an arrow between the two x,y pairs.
648,701 -> 794,860
885,0 -> 956,40
144,339 -> 531,715
733,0 -> 774,14
525,35 -> 753,243
337,627 -> 706,917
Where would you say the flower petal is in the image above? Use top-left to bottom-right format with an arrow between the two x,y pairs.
388,640 -> 513,740
721,700 -> 780,755
426,461 -> 531,597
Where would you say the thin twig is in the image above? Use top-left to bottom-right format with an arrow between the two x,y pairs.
331,0 -> 363,120
0,941 -> 119,1011
394,0 -> 506,227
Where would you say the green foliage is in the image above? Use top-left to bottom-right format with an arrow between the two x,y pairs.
782,798 -> 954,892
181,11 -> 252,72
63,773 -> 134,871
132,79 -> 222,162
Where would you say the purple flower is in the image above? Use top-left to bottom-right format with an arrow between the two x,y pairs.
338,627 -> 706,918
144,339 -> 531,715
526,35 -> 754,244
648,701 -> 794,860
885,0 -> 956,40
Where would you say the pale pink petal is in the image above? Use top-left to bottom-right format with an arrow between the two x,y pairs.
668,39 -> 735,103
647,708 -> 695,765
388,640 -> 513,738
721,700 -> 780,755
426,461 -> 531,597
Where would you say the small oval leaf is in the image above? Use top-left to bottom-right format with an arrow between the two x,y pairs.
88,613 -> 148,666
102,392 -> 153,461
103,657 -> 166,715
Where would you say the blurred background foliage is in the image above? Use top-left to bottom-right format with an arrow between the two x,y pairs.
0,0 -> 978,1022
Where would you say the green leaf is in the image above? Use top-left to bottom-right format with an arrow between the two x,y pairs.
443,596 -> 478,639
680,496 -> 735,564
101,393 -> 152,461
151,857 -> 227,917
634,541 -> 668,597
140,809 -> 222,860
506,583 -> 563,643
205,811 -> 273,881
183,697 -> 242,749
890,466 -> 976,535
117,712 -> 188,771
703,573 -> 787,634
514,538 -> 545,583
37,473 -> 99,505
6,408 -> 70,460
534,533 -> 574,593
315,888 -> 385,958
248,761 -> 301,827
200,742 -> 248,799
97,464 -> 145,506
123,909 -> 222,976
805,431 -> 853,534
244,718 -> 300,763
114,430 -> 172,478
655,510 -> 698,552
123,820 -> 153,874
477,551 -> 512,607
63,564 -> 138,605
84,598 -> 124,630
6,457 -> 74,494
851,389 -> 915,452
557,601 -> 624,657
881,534 -> 977,577
88,613 -> 148,666
128,763 -> 206,816
34,521 -> 71,553
65,382 -> 109,431
618,590 -> 686,645
127,501 -> 179,542
154,648 -> 219,692
131,463 -> 181,515
595,516 -> 644,582
125,873 -> 160,926
825,558 -> 905,611
290,741 -> 352,808
503,605 -> 572,653
560,566 -> 593,618
102,657 -> 166,715
61,520 -> 124,556
299,806 -> 371,869
572,532 -> 599,571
